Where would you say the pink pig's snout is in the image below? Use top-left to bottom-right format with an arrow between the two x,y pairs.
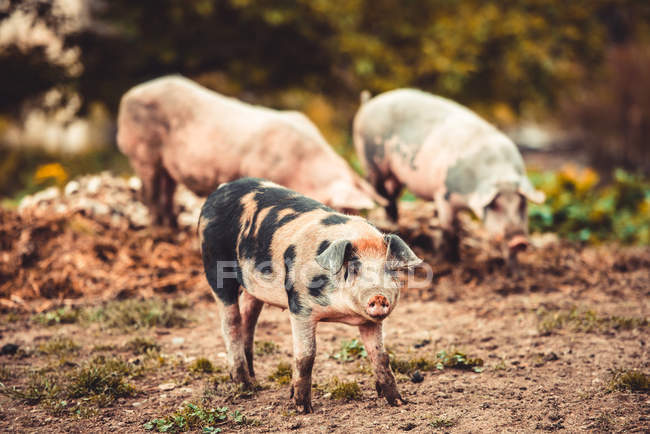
507,234 -> 529,254
366,295 -> 390,319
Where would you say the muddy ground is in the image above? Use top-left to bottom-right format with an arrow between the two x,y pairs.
0,192 -> 648,433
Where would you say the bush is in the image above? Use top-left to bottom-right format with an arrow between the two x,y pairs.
529,167 -> 650,244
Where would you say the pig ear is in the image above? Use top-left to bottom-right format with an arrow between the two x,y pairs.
518,178 -> 545,204
467,187 -> 499,220
385,234 -> 422,269
315,239 -> 353,274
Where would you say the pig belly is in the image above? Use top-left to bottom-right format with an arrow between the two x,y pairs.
160,137 -> 240,195
238,260 -> 289,309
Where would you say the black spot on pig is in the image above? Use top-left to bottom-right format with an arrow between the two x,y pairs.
445,156 -> 479,195
307,274 -> 331,306
362,133 -> 385,176
317,240 -> 331,255
284,245 -> 308,315
321,214 -> 349,226
200,181 -> 252,305
238,181 -> 331,272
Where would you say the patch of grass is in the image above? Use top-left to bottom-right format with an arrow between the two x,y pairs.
32,307 -> 81,326
65,356 -> 136,404
390,350 -> 483,375
268,362 -> 292,385
429,416 -> 457,428
325,377 -> 362,401
331,339 -> 367,363
254,341 -> 279,356
37,336 -> 80,356
189,358 -> 219,374
606,369 -> 649,393
0,355 -> 137,414
88,299 -> 189,330
536,307 -> 648,334
0,374 -> 60,405
144,403 -> 254,432
436,350 -> 484,372
125,337 -> 161,355
390,355 -> 438,375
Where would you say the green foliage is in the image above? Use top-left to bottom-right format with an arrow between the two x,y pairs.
390,350 -> 484,374
536,307 -> 648,334
143,403 -> 252,432
529,168 -> 650,244
267,362 -> 292,385
606,369 -> 649,393
435,350 -> 484,373
331,339 -> 367,363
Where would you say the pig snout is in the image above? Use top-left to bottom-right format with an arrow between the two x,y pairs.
507,234 -> 529,254
366,295 -> 390,319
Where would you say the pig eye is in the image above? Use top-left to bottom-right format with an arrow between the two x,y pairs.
489,201 -> 500,212
519,198 -> 527,214
345,259 -> 361,281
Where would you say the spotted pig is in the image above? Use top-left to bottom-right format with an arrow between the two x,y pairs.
117,75 -> 384,227
353,89 -> 545,261
199,178 -> 421,413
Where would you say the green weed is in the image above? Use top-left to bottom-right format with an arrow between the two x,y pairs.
33,307 -> 81,326
268,362 -> 292,385
331,339 -> 367,363
324,377 -> 362,401
606,369 -> 649,393
144,403 -> 253,432
429,416 -> 457,428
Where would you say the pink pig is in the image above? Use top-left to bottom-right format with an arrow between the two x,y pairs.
117,75 -> 384,227
354,89 -> 544,261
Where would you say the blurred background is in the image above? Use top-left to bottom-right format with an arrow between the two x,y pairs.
1,0 -> 649,244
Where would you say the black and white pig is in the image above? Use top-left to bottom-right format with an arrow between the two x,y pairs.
353,89 -> 545,262
199,178 -> 421,413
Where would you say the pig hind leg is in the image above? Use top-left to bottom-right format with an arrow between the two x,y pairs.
435,193 -> 461,262
218,296 -> 254,387
240,291 -> 264,378
372,176 -> 402,222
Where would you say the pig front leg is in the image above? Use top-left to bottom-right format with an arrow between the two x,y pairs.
289,316 -> 317,413
240,291 -> 264,379
219,301 -> 253,388
359,322 -> 405,406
